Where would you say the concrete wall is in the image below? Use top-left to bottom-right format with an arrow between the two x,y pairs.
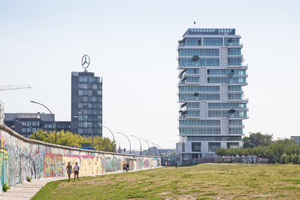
0,124 -> 161,192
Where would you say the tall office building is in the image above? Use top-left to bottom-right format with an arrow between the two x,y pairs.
176,28 -> 248,159
71,70 -> 103,137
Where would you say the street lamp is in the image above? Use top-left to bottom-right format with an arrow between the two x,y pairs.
74,116 -> 94,150
130,135 -> 142,155
30,100 -> 57,144
140,138 -> 150,156
100,125 -> 116,142
117,132 -> 131,154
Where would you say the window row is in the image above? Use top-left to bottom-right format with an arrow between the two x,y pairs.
207,69 -> 246,75
21,121 -> 40,126
186,102 -> 200,108
78,90 -> 102,96
79,77 -> 100,83
186,68 -> 200,74
208,103 -> 247,109
228,58 -> 242,65
22,128 -> 38,133
179,120 -> 220,126
180,128 -> 221,135
179,94 -> 220,101
229,128 -> 243,134
78,103 -> 102,109
224,38 -> 240,46
78,83 -> 101,90
179,58 -> 219,66
229,120 -> 243,125
229,85 -> 242,91
228,48 -> 241,55
187,136 -> 242,141
178,49 -> 219,56
78,96 -> 102,103
207,77 -> 246,84
179,86 -> 220,92
229,94 -> 243,100
208,111 -> 247,118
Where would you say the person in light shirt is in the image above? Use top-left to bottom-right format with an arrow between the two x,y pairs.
73,162 -> 80,181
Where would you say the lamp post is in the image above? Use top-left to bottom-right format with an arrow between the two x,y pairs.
130,135 -> 142,155
30,100 -> 57,144
140,138 -> 150,156
100,125 -> 115,142
74,116 -> 94,150
117,132 -> 131,154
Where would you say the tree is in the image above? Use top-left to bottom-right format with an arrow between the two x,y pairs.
29,130 -> 116,152
243,132 -> 272,148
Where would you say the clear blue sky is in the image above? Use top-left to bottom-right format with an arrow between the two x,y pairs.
1,0 -> 300,149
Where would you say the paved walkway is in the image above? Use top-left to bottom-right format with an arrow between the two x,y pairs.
0,177 -> 65,200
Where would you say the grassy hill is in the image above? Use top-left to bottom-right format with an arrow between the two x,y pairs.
32,164 -> 300,199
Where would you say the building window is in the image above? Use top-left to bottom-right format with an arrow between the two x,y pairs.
192,142 -> 201,152
203,38 -> 223,46
182,143 -> 185,152
208,142 -> 221,152
227,142 -> 239,149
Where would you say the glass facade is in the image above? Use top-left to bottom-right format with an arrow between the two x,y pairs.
179,58 -> 219,66
208,142 -> 221,152
177,28 -> 247,158
180,128 -> 221,135
179,120 -> 220,126
71,72 -> 103,137
179,49 -> 219,56
179,86 -> 219,92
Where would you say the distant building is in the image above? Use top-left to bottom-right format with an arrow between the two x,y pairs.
0,100 -> 4,124
176,28 -> 248,159
291,136 -> 300,146
4,113 -> 71,138
71,70 -> 103,137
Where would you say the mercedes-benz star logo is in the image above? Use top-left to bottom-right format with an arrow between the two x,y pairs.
81,54 -> 90,70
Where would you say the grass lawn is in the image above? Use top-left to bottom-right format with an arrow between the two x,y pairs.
32,164 -> 300,200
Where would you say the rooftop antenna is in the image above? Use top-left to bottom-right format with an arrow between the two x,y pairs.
193,21 -> 196,28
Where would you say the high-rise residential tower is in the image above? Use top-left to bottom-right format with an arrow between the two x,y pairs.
71,59 -> 103,137
176,28 -> 248,159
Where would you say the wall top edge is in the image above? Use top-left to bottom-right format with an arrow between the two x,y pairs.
0,123 -> 160,158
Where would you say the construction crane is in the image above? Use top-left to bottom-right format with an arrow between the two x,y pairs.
0,85 -> 31,91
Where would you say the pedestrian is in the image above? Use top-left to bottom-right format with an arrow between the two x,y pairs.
65,162 -> 72,182
73,162 -> 80,181
126,162 -> 129,172
123,163 -> 127,172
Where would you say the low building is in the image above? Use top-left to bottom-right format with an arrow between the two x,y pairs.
291,136 -> 300,146
4,112 -> 71,138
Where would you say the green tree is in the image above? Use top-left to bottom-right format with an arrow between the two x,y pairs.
243,132 -> 272,148
29,130 -> 116,152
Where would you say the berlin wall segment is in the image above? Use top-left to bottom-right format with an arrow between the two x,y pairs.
0,124 -> 161,192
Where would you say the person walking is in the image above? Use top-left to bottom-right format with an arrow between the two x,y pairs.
73,162 -> 80,182
65,162 -> 72,182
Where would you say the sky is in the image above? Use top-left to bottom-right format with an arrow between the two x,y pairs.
1,0 -> 300,150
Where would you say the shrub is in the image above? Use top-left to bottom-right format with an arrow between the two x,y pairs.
3,182 -> 10,192
27,176 -> 32,182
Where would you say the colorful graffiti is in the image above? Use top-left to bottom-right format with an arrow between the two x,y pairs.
0,125 -> 161,193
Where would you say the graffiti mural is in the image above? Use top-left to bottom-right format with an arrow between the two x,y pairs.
0,124 -> 161,193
